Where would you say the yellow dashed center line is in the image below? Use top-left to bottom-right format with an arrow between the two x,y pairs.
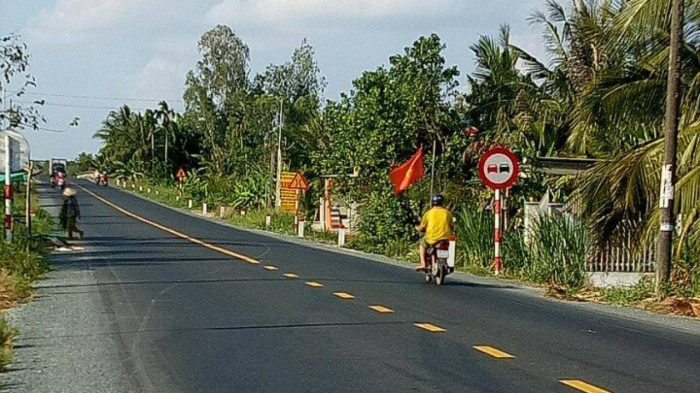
369,305 -> 394,313
414,323 -> 446,333
305,281 -> 324,288
77,185 -> 260,265
283,273 -> 299,279
560,380 -> 612,393
264,265 -> 279,271
333,292 -> 355,299
473,346 -> 515,359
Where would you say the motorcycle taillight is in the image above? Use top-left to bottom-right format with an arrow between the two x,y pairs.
436,241 -> 449,250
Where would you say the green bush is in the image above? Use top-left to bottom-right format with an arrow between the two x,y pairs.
517,214 -> 588,289
353,190 -> 420,254
454,206 -> 493,268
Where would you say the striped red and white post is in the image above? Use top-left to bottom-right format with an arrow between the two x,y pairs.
494,189 -> 502,275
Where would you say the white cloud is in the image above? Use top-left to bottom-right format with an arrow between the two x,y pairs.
123,56 -> 188,109
207,0 -> 457,25
27,0 -> 143,43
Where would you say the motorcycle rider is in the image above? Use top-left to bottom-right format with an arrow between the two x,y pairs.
415,194 -> 454,272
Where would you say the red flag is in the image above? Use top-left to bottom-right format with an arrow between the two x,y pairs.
389,147 -> 425,194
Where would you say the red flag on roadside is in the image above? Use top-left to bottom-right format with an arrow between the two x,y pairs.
389,147 -> 425,194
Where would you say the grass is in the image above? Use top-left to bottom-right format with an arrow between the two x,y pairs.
599,279 -> 655,306
0,317 -> 17,370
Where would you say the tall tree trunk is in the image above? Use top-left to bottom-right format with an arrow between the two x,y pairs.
656,0 -> 684,296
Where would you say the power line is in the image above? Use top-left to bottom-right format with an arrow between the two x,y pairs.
9,90 -> 183,103
15,100 -> 150,111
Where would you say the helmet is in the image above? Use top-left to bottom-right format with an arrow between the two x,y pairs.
431,194 -> 444,206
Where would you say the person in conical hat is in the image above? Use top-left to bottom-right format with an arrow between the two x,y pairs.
60,188 -> 83,240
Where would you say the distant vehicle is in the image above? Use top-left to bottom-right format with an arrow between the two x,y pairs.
49,158 -> 67,188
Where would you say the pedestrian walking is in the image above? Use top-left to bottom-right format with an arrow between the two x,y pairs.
60,187 -> 84,240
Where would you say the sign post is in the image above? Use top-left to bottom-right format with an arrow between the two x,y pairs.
477,147 -> 520,275
176,167 -> 186,188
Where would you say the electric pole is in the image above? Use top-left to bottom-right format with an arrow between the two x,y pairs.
656,0 -> 685,296
275,98 -> 284,208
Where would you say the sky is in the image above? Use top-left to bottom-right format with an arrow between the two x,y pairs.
1,0 -> 549,160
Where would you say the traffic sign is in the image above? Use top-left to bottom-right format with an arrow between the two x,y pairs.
477,147 -> 519,190
176,167 -> 187,182
287,172 -> 309,191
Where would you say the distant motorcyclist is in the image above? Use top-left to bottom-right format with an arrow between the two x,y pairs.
415,194 -> 454,271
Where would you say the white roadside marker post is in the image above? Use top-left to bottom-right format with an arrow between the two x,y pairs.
265,213 -> 271,227
188,199 -> 193,209
338,226 -> 346,247
298,218 -> 305,238
202,202 -> 208,215
219,204 -> 226,219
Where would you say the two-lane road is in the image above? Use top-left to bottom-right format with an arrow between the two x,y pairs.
14,180 -> 700,392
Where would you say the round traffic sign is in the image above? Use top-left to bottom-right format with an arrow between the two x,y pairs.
477,147 -> 520,190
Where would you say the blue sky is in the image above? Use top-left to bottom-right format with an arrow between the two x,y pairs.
2,0 -> 548,159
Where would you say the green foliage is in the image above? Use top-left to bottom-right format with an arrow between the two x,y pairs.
454,206 -> 493,268
508,214 -> 589,289
352,189 -> 420,253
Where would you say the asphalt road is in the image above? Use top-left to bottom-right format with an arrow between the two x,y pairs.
15,180 -> 700,392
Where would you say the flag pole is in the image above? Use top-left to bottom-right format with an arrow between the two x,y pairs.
429,140 -> 436,197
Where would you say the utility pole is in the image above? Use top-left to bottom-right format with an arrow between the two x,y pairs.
429,140 -> 437,198
275,98 -> 284,208
4,133 -> 12,242
656,0 -> 685,296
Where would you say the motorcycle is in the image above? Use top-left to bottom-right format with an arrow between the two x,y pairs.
423,239 -> 454,285
57,176 -> 66,192
98,173 -> 108,187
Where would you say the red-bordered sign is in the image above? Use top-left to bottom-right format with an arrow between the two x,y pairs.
285,172 -> 309,191
478,147 -> 520,190
176,167 -> 187,182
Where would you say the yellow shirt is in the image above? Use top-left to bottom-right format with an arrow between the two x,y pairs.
421,207 -> 453,244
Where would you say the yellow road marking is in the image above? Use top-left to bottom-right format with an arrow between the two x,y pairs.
333,292 -> 355,299
414,323 -> 446,333
76,185 -> 260,265
264,265 -> 279,271
369,305 -> 394,313
283,273 -> 299,279
305,281 -> 324,288
560,380 -> 612,393
473,346 -> 515,359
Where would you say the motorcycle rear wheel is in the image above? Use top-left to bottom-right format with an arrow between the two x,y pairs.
435,267 -> 445,286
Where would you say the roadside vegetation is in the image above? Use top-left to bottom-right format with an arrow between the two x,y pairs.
0,185 -> 53,371
73,1 -> 700,315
